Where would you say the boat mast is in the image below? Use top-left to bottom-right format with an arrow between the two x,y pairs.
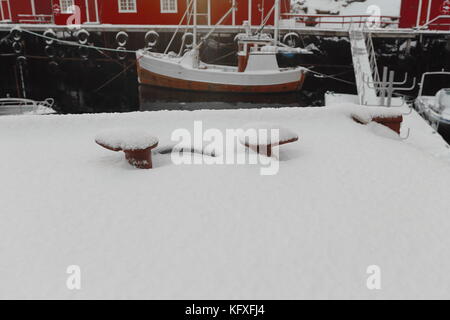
274,0 -> 280,46
193,0 -> 197,48
193,0 -> 199,68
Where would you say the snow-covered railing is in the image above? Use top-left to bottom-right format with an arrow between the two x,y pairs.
17,14 -> 53,24
282,14 -> 400,29
363,25 -> 381,96
349,27 -> 366,105
349,24 -> 382,106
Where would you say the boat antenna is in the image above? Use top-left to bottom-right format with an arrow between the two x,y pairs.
192,0 -> 199,67
193,0 -> 198,49
274,0 -> 280,46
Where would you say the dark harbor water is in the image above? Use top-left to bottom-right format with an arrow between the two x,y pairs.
0,32 -> 449,116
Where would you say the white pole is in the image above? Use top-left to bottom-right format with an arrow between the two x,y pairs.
416,0 -> 423,27
7,0 -> 12,21
274,0 -> 280,46
0,1 -> 4,21
95,0 -> 99,23
232,0 -> 236,26
193,0 -> 199,68
85,0 -> 90,22
30,0 -> 36,16
193,0 -> 197,48
426,0 -> 433,24
248,0 -> 252,26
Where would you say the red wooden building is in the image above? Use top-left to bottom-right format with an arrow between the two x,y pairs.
399,0 -> 450,30
1,0 -> 291,26
0,0 -> 52,23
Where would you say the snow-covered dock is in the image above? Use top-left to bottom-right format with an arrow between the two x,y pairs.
1,105 -> 450,299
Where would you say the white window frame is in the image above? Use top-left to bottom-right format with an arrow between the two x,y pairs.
60,0 -> 75,14
118,0 -> 137,13
160,0 -> 178,13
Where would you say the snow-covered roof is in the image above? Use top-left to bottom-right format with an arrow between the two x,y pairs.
1,104 -> 450,299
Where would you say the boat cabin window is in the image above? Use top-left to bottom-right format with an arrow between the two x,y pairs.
421,74 -> 450,96
118,0 -> 137,13
60,0 -> 75,13
161,0 -> 177,13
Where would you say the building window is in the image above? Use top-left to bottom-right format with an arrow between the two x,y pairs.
118,0 -> 137,13
60,0 -> 75,14
160,0 -> 177,13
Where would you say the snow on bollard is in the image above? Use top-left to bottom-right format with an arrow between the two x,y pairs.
95,128 -> 159,169
351,108 -> 404,135
239,122 -> 299,157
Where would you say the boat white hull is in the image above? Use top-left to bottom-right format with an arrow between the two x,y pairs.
136,50 -> 306,93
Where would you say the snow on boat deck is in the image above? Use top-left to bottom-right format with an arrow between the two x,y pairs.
1,105 -> 450,299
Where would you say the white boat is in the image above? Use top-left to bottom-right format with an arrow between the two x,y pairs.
0,98 -> 56,116
136,0 -> 306,93
415,71 -> 450,130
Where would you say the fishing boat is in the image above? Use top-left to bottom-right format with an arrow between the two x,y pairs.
415,71 -> 450,132
0,98 -> 56,116
136,0 -> 307,93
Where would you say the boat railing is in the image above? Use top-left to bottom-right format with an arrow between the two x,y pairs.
418,71 -> 450,97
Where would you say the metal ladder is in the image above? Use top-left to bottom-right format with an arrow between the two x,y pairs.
349,24 -> 380,106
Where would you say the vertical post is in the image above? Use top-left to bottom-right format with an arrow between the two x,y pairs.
193,0 -> 197,48
387,70 -> 395,108
0,1 -> 4,21
232,0 -> 236,26
85,0 -> 90,22
30,0 -> 36,16
207,0 -> 211,26
193,0 -> 199,68
274,0 -> 280,46
261,0 -> 265,25
416,0 -> 423,27
426,0 -> 433,24
248,0 -> 252,27
95,0 -> 99,23
380,66 -> 388,106
7,0 -> 11,21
